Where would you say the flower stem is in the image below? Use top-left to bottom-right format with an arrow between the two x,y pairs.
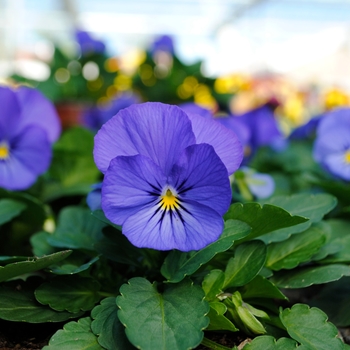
201,337 -> 237,350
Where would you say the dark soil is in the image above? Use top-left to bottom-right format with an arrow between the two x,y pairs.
0,319 -> 63,350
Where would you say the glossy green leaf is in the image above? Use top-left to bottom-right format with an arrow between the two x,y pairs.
0,250 -> 72,283
206,301 -> 238,332
280,304 -> 344,350
261,193 -> 337,243
270,264 -> 350,288
239,275 -> 287,300
47,206 -> 105,251
0,278 -> 83,323
116,277 -> 209,350
91,297 -> 135,350
266,193 -> 337,223
35,276 -> 101,313
161,220 -> 251,282
266,224 -> 327,271
224,203 -> 307,243
0,198 -> 27,225
43,317 -> 103,350
243,335 -> 298,349
223,240 -> 267,289
202,269 -> 225,301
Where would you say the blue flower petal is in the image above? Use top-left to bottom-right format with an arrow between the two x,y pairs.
102,154 -> 167,225
123,199 -> 224,251
94,102 -> 196,174
0,125 -> 51,190
186,112 -> 243,175
169,143 -> 231,216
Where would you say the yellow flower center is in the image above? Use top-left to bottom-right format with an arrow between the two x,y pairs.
0,142 -> 9,160
161,188 -> 180,211
345,150 -> 350,164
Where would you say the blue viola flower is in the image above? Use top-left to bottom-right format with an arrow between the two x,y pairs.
75,29 -> 106,56
94,102 -> 243,251
237,104 -> 283,158
289,115 -> 322,140
313,108 -> 350,180
179,102 -> 213,119
0,86 -> 59,190
83,93 -> 141,131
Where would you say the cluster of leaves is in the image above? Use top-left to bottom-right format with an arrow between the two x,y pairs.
1,126 -> 350,349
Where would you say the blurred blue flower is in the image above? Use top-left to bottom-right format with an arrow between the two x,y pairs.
150,35 -> 174,55
179,102 -> 213,119
83,93 -> 141,131
289,115 -> 322,140
240,167 -> 275,199
94,102 -> 243,251
75,29 -> 106,56
313,108 -> 350,180
237,104 -> 283,158
0,86 -> 60,190
86,183 -> 102,211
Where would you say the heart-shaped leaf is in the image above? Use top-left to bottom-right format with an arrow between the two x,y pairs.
224,203 -> 307,242
161,220 -> 251,283
223,240 -> 267,288
116,277 -> 209,350
35,276 -> 101,313
91,297 -> 135,350
242,335 -> 298,349
47,206 -> 105,251
43,317 -> 103,349
0,250 -> 72,283
280,304 -> 344,349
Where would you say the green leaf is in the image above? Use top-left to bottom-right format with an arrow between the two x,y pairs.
266,224 -> 327,271
0,278 -> 84,323
91,297 -> 135,350
161,220 -> 251,282
270,264 -> 350,288
243,335 -> 298,349
280,304 -> 344,350
92,209 -> 122,230
30,231 -> 56,257
116,277 -> 209,350
319,219 -> 350,263
35,276 -> 101,313
0,250 -> 72,283
223,240 -> 267,289
43,317 -> 104,350
224,203 -> 307,242
261,193 -> 337,243
0,189 -> 46,226
0,199 -> 27,225
43,127 -> 100,202
47,253 -> 100,275
202,269 -> 225,301
239,275 -> 287,300
266,193 -> 337,223
47,206 -> 105,251
206,301 -> 238,332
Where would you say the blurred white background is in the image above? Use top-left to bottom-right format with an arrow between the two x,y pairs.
1,0 -> 350,89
